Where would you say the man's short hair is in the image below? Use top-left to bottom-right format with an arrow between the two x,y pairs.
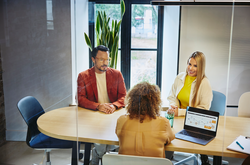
91,45 -> 109,58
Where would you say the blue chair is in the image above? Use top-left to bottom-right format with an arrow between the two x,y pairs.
209,90 -> 226,116
208,91 -> 228,165
17,96 -> 74,165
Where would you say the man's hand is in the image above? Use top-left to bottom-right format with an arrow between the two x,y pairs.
97,103 -> 116,114
169,105 -> 178,117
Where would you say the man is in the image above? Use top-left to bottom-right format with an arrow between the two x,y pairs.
77,45 -> 126,165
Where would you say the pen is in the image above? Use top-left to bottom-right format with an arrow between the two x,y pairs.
236,141 -> 244,150
245,136 -> 250,139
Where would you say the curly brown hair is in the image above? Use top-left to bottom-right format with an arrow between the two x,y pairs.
125,82 -> 162,123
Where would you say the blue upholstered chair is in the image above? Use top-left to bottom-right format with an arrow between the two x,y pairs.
208,91 -> 228,165
209,90 -> 226,116
17,96 -> 74,165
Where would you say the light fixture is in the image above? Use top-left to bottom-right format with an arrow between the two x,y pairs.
150,0 -> 250,6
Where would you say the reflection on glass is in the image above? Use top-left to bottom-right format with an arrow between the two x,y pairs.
131,5 -> 158,48
131,51 -> 156,87
46,0 -> 54,30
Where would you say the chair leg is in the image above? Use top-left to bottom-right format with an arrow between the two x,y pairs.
174,154 -> 199,165
45,149 -> 51,165
208,156 -> 228,165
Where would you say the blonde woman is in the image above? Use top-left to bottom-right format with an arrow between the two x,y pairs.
167,51 -> 212,165
167,51 -> 213,117
116,82 -> 175,158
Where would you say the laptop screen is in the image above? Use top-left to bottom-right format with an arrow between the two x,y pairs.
184,106 -> 219,136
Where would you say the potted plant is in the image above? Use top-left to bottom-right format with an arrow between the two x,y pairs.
84,0 -> 125,69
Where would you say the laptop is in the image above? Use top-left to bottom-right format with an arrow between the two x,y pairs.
175,106 -> 220,145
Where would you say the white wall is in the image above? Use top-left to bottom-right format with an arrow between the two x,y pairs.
161,6 -> 180,107
71,0 -> 89,105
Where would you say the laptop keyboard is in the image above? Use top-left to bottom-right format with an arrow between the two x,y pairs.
180,130 -> 212,140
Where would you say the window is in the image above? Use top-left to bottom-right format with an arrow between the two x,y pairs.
131,5 -> 158,87
88,0 -> 162,90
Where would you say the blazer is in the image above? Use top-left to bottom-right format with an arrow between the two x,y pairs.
77,67 -> 126,110
116,115 -> 175,158
167,72 -> 213,115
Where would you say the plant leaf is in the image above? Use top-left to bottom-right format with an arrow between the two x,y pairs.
96,14 -> 100,35
117,20 -> 122,32
84,33 -> 92,51
98,11 -> 103,30
121,0 -> 125,18
110,35 -> 119,68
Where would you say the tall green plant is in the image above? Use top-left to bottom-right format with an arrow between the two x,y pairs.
84,0 -> 125,69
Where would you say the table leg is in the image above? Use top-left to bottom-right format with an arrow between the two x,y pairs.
71,141 -> 78,165
213,156 -> 222,165
83,143 -> 92,165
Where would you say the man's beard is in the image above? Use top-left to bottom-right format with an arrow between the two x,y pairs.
98,65 -> 108,72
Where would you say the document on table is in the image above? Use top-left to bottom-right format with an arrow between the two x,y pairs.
227,135 -> 250,154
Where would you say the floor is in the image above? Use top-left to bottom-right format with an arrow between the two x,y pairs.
0,141 -> 245,165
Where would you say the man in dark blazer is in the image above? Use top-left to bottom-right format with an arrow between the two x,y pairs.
77,45 -> 126,165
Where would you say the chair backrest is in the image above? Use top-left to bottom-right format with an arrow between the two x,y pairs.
17,96 -> 45,144
209,90 -> 226,116
103,154 -> 173,165
238,92 -> 250,117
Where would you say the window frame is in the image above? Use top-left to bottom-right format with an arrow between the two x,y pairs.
88,0 -> 164,90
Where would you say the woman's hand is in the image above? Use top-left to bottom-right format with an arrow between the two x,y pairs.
169,105 -> 178,117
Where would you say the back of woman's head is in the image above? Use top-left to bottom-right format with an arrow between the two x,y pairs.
125,82 -> 162,123
187,51 -> 206,79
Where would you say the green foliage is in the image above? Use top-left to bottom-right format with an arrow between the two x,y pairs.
84,0 -> 125,69
84,33 -> 92,52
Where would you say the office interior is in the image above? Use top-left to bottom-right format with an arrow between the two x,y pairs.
0,0 -> 249,164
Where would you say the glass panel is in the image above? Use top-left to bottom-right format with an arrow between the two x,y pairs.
131,5 -> 158,48
0,0 -> 76,164
178,5 -> 232,163
131,51 -> 157,87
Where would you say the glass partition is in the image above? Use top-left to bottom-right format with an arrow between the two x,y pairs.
1,0 -> 250,165
0,0 -> 77,164
160,2 -> 249,165
177,4 -> 232,164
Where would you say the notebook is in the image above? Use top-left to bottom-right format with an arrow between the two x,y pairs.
175,106 -> 220,145
227,135 -> 250,154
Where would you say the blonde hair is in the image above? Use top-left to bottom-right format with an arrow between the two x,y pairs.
186,51 -> 206,107
125,82 -> 161,123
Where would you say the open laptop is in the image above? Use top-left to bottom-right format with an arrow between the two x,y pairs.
175,106 -> 220,145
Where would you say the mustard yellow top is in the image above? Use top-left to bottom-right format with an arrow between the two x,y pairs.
116,115 -> 175,158
177,75 -> 196,109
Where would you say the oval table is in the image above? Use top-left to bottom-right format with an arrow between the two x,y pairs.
37,106 -> 250,165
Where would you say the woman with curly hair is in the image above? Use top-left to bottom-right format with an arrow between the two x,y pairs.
115,82 -> 175,158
